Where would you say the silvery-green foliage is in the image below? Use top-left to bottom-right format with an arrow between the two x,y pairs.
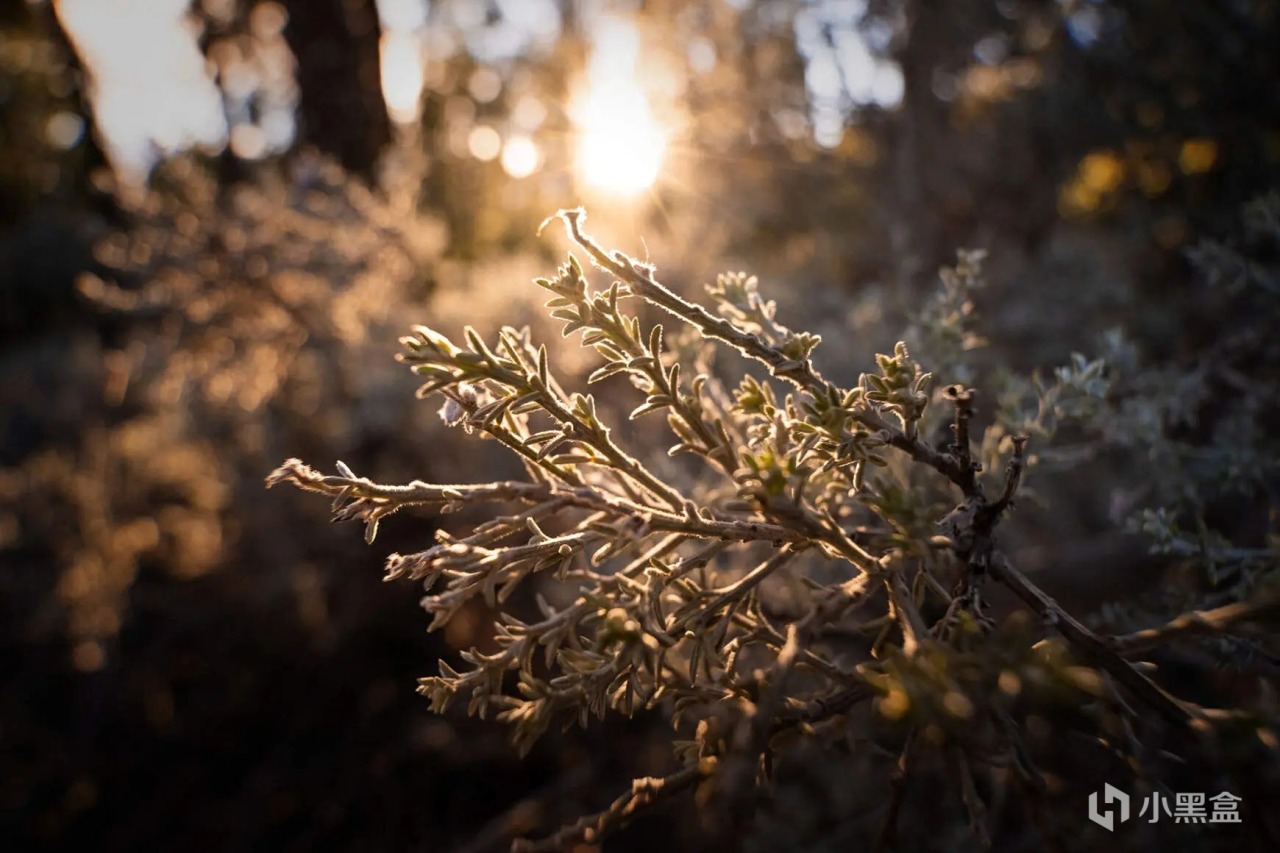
1103,197 -> 1280,602
270,209 -> 1277,851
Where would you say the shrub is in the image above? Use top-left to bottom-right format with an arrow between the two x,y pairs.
270,208 -> 1277,850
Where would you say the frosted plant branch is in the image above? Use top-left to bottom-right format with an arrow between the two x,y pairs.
269,211 -> 1278,851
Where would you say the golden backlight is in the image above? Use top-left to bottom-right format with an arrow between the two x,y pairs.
570,16 -> 666,196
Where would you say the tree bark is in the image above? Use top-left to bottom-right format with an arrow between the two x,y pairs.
281,0 -> 391,178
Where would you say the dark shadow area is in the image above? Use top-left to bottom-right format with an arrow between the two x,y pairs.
3,1 -> 1278,851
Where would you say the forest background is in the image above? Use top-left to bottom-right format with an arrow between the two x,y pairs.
2,0 -> 1278,850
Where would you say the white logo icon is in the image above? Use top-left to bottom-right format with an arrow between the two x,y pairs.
1089,783 -> 1131,831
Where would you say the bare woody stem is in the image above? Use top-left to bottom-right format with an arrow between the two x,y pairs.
991,434 -> 1029,514
770,682 -> 877,732
1109,591 -> 1280,655
887,570 -> 929,657
512,760 -> 714,853
691,545 -> 805,629
943,384 -> 979,496
267,458 -> 809,545
987,552 -> 1199,727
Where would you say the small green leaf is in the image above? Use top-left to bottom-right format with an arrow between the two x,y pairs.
630,395 -> 673,419
537,344 -> 549,387
587,362 -> 628,383
648,324 -> 663,360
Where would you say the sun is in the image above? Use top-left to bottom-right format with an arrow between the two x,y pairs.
570,16 -> 667,196
574,92 -> 666,195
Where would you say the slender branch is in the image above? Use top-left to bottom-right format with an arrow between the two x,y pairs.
1109,591 -> 1280,655
888,570 -> 928,657
695,545 -> 804,624
988,552 -> 1199,727
993,709 -> 1046,794
771,682 -> 877,732
557,208 -> 968,490
727,609 -> 855,684
949,745 -> 992,851
505,363 -> 688,511
874,731 -> 917,853
990,434 -> 1028,515
813,506 -> 882,571
456,763 -> 595,853
405,326 -> 687,511
512,760 -> 713,852
267,458 -> 809,545
943,384 -> 979,496
720,623 -> 804,827
455,384 -> 586,487
511,534 -> 692,640
561,208 -> 832,395
550,268 -> 738,475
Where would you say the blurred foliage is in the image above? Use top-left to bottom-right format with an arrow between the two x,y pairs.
1,0 -> 1278,850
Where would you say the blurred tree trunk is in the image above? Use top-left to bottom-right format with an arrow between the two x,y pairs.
281,0 -> 390,177
2,0 -> 113,226
1,0 -> 116,343
891,0 -> 990,291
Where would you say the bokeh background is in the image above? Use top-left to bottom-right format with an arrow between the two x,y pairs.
2,0 -> 1278,850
